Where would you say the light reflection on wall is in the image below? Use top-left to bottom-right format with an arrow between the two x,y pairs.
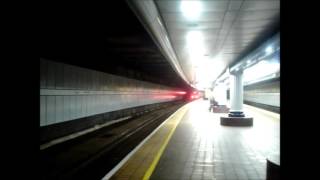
243,59 -> 279,83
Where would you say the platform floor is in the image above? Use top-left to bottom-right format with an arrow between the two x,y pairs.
105,100 -> 279,180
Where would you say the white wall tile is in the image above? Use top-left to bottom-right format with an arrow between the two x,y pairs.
40,96 -> 46,126
80,95 -> 84,117
40,59 -> 179,126
63,96 -> 71,121
89,95 -> 94,115
104,95 -> 108,112
85,95 -> 89,116
92,95 -> 97,115
75,96 -> 82,119
84,95 -> 88,117
87,95 -> 92,116
46,96 -> 56,125
55,96 -> 64,123
70,96 -> 77,120
94,95 -> 99,114
96,95 -> 100,114
99,95 -> 103,114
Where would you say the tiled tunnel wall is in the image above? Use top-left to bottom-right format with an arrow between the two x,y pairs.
40,59 -> 183,142
244,79 -> 280,112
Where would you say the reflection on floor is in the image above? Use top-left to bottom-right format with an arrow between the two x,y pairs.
150,99 -> 279,180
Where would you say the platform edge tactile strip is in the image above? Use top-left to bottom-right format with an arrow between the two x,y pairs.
103,104 -> 189,180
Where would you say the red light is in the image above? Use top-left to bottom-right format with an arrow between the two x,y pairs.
153,95 -> 177,100
176,91 -> 186,95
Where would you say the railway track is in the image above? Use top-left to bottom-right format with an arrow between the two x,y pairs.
40,102 -> 185,180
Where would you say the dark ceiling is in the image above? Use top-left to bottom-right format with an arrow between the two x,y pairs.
40,1 -> 191,90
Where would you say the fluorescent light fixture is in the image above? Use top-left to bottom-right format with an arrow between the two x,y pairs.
265,45 -> 273,55
186,31 -> 205,59
186,31 -> 203,44
189,48 -> 205,57
180,0 -> 202,20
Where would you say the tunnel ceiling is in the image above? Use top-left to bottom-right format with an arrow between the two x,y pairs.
40,1 -> 192,90
153,0 -> 280,88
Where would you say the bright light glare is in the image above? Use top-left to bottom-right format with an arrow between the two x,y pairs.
175,91 -> 186,95
244,60 -> 280,83
212,83 -> 228,105
189,48 -> 205,58
265,46 -> 273,55
186,31 -> 203,46
180,0 -> 202,20
213,54 -> 222,61
189,105 -> 216,141
194,59 -> 225,89
186,31 -> 205,62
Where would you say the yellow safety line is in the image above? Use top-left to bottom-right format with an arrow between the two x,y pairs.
142,106 -> 188,180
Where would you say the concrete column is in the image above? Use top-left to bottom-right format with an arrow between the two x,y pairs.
220,70 -> 253,126
229,70 -> 245,117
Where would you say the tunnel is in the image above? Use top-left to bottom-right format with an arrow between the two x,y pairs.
40,1 -> 280,180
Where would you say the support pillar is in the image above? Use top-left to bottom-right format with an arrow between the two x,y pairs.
229,70 -> 244,117
220,70 -> 253,126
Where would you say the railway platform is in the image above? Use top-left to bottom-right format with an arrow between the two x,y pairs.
104,99 -> 280,180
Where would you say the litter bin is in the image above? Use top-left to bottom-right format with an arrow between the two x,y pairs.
266,154 -> 280,180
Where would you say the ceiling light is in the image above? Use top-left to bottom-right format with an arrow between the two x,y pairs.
186,31 -> 205,57
265,45 -> 273,55
186,31 -> 203,44
180,0 -> 202,20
